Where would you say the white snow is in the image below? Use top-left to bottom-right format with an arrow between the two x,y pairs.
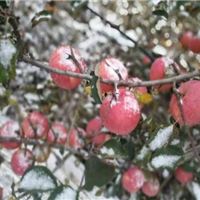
151,155 -> 180,168
137,146 -> 150,160
149,125 -> 173,151
0,39 -> 16,69
188,182 -> 200,200
54,187 -> 76,200
19,168 -> 56,190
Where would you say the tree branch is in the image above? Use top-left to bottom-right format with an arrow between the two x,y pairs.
22,56 -> 200,88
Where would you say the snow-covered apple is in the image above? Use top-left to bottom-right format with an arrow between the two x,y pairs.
21,111 -> 49,139
95,57 -> 128,94
11,148 -> 34,175
49,45 -> 87,90
100,88 -> 141,135
169,80 -> 200,126
0,120 -> 21,149
47,122 -> 67,145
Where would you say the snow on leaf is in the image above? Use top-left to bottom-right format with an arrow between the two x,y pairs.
188,182 -> 200,200
48,186 -> 76,200
151,155 -> 180,169
0,39 -> 16,69
19,166 -> 57,192
136,145 -> 150,160
149,125 -> 173,151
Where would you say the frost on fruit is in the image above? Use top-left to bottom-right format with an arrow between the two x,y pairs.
151,155 -> 180,169
149,125 -> 173,151
19,166 -> 57,191
100,88 -> 141,135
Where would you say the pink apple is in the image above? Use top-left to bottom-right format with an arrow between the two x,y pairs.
175,167 -> 193,185
86,116 -> 102,137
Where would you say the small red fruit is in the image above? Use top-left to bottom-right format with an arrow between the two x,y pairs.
47,122 -> 67,145
21,111 -> 49,139
175,167 -> 193,185
0,120 -> 21,149
180,31 -> 193,49
142,55 -> 151,65
189,36 -> 200,53
11,148 -> 34,175
68,128 -> 86,149
100,88 -> 141,135
49,45 -> 87,90
91,132 -> 111,147
86,116 -> 102,137
142,177 -> 160,197
169,80 -> 200,126
122,166 -> 145,193
95,57 -> 128,94
149,57 -> 180,92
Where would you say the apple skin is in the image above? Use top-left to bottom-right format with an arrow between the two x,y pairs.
21,111 -> 49,139
95,57 -> 128,94
68,128 -> 86,149
47,122 -> 67,145
169,80 -> 200,126
11,148 -> 34,176
180,31 -> 193,49
142,177 -> 160,197
189,36 -> 200,53
122,166 -> 145,193
0,120 -> 21,149
86,116 -> 102,137
100,88 -> 141,135
175,167 -> 193,185
91,132 -> 111,147
49,45 -> 87,90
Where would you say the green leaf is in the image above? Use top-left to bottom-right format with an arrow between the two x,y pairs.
90,72 -> 102,104
0,39 -> 17,86
152,9 -> 168,19
31,10 -> 52,28
84,156 -> 115,190
19,166 -> 57,192
48,186 -> 76,200
104,138 -> 126,156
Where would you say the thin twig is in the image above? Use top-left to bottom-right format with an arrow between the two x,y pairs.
21,56 -> 200,88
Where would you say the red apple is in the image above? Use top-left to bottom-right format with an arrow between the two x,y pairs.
11,148 -> 34,175
169,80 -> 200,126
149,57 -> 180,92
180,31 -> 193,49
175,167 -> 193,185
122,166 -> 145,193
68,128 -> 86,149
142,177 -> 160,197
100,88 -> 141,135
86,116 -> 102,137
0,120 -> 21,149
142,55 -> 151,65
95,57 -> 128,94
49,45 -> 87,90
21,111 -> 49,139
91,132 -> 111,147
47,122 -> 67,145
189,36 -> 200,53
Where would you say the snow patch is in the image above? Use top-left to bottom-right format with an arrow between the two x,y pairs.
0,39 -> 16,69
54,187 -> 76,200
137,146 -> 150,160
151,155 -> 180,168
149,125 -> 173,151
188,182 -> 200,200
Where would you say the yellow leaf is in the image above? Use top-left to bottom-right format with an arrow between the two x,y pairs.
136,92 -> 153,105
84,85 -> 92,96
